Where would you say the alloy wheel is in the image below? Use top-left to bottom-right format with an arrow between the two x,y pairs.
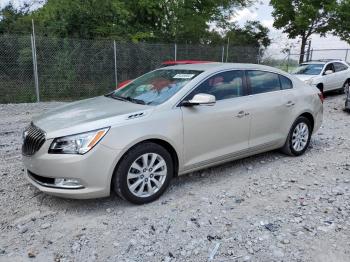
127,153 -> 167,198
344,81 -> 350,95
291,122 -> 309,152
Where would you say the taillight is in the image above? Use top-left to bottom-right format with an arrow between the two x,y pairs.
318,93 -> 324,103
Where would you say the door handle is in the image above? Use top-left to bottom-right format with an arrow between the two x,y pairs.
236,111 -> 250,118
286,101 -> 295,107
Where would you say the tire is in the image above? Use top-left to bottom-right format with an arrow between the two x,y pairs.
113,142 -> 173,204
341,80 -> 349,94
281,116 -> 312,156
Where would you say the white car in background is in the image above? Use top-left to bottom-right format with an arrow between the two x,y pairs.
293,60 -> 350,93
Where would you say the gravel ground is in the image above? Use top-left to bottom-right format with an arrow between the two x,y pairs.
0,94 -> 350,262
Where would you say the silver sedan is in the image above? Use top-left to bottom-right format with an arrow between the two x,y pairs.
22,63 -> 323,204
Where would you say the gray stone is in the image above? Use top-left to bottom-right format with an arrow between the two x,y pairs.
40,223 -> 51,229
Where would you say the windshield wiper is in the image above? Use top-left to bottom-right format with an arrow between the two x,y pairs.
105,93 -> 145,105
105,93 -> 129,102
124,96 -> 146,105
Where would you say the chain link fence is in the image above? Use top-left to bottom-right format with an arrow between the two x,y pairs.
3,34 -> 348,104
0,34 -> 261,103
0,35 -> 35,103
309,48 -> 350,62
261,48 -> 350,74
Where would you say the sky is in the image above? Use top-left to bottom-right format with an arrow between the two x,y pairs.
231,0 -> 350,60
1,0 -> 350,61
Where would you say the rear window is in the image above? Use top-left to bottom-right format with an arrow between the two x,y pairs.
279,75 -> 293,90
247,71 -> 281,94
334,62 -> 348,72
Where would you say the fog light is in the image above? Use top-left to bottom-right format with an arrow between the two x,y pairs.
54,178 -> 83,189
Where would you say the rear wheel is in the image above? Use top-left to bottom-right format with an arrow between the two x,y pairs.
281,116 -> 312,156
113,142 -> 173,204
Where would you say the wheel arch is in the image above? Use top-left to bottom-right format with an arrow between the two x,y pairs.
316,83 -> 324,93
298,112 -> 315,133
110,137 -> 180,191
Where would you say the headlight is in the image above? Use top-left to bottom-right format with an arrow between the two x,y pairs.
49,127 -> 109,154
304,79 -> 314,85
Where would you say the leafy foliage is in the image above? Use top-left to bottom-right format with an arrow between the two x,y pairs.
332,0 -> 350,43
0,0 -> 270,49
0,3 -> 32,34
270,0 -> 338,63
226,21 -> 271,48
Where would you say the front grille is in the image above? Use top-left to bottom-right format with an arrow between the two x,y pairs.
22,123 -> 46,156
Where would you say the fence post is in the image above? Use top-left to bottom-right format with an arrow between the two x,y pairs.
221,46 -> 224,62
225,37 -> 230,62
306,40 -> 312,62
31,19 -> 40,102
174,43 -> 177,61
310,48 -> 313,61
286,50 -> 291,72
257,47 -> 262,64
113,40 -> 118,88
345,49 -> 349,62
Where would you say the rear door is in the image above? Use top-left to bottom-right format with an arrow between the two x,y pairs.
334,62 -> 349,88
246,70 -> 296,148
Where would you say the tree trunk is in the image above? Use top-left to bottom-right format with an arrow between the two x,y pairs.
299,35 -> 307,64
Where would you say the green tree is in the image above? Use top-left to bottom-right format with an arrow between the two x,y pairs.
0,3 -> 32,34
1,0 -> 253,43
332,0 -> 350,43
31,0 -> 131,39
226,21 -> 271,48
270,0 -> 338,63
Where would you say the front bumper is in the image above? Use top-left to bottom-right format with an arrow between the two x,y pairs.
313,105 -> 323,134
23,140 -> 122,199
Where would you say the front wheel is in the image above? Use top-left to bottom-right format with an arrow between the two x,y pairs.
342,80 -> 350,94
113,142 -> 173,204
281,116 -> 312,156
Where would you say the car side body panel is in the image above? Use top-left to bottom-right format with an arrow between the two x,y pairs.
180,96 -> 251,171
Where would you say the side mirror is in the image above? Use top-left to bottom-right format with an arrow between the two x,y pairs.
181,93 -> 216,106
324,70 -> 334,75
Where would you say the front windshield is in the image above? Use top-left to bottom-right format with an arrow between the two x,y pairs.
293,64 -> 324,75
109,69 -> 202,105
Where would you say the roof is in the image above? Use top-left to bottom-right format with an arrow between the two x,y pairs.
302,59 -> 345,65
161,60 -> 214,65
301,61 -> 326,65
159,62 -> 287,74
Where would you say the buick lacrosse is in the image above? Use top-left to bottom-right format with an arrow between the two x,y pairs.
22,63 -> 323,204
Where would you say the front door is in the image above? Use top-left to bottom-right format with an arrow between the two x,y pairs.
180,70 -> 251,170
322,63 -> 338,91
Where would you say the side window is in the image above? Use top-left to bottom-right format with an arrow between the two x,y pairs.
185,70 -> 246,101
247,70 -> 281,95
334,62 -> 348,72
279,75 -> 293,90
324,63 -> 335,73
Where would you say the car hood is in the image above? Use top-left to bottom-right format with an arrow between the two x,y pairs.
33,96 -> 151,138
293,74 -> 317,81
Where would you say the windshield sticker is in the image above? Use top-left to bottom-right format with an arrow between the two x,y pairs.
173,74 -> 195,79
